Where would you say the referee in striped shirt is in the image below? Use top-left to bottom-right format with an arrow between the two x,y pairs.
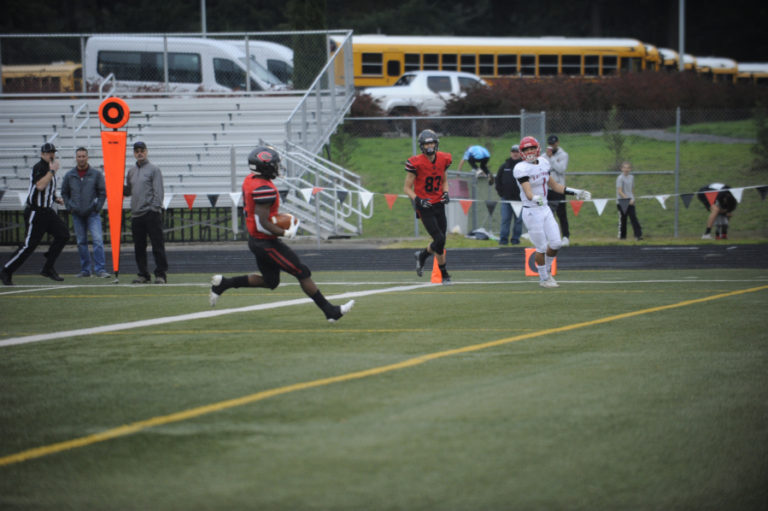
1,143 -> 69,285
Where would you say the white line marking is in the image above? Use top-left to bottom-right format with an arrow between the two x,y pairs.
0,283 -> 433,348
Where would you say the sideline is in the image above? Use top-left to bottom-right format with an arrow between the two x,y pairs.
2,284 -> 766,467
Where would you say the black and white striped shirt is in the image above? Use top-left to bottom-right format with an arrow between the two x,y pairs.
27,159 -> 57,209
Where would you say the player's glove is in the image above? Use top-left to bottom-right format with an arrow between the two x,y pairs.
531,194 -> 545,207
415,197 -> 432,209
440,191 -> 450,204
283,217 -> 300,239
566,187 -> 591,201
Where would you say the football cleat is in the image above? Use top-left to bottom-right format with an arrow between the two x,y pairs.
415,250 -> 426,277
540,277 -> 559,288
561,236 -> 570,247
327,300 -> 355,323
701,233 -> 713,240
209,274 -> 224,307
442,275 -> 453,285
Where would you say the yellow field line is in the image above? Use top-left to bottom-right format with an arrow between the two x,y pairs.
2,284 -> 766,467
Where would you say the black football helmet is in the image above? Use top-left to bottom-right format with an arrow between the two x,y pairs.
418,129 -> 439,155
248,145 -> 280,179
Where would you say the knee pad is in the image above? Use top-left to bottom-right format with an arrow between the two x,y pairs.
430,236 -> 446,256
549,239 -> 563,251
263,272 -> 281,290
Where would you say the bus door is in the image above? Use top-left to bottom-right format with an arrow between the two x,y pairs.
383,52 -> 402,84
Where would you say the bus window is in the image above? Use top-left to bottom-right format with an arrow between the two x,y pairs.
442,54 -> 457,71
539,54 -> 558,76
427,75 -> 452,93
479,54 -> 494,75
520,55 -> 536,76
168,53 -> 202,83
386,60 -> 401,77
404,53 -> 420,72
424,54 -> 439,70
585,55 -> 599,76
621,57 -> 641,73
460,54 -> 476,74
603,56 -> 618,75
498,54 -> 518,76
562,55 -> 581,75
362,53 -> 383,75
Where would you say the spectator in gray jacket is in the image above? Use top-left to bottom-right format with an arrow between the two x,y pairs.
61,147 -> 109,277
124,141 -> 168,284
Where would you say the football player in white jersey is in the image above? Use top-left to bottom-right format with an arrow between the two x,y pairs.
513,136 -> 591,288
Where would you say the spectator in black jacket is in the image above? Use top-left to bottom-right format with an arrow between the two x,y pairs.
495,145 -> 524,245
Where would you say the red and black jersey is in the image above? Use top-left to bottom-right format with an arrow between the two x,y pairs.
405,151 -> 452,204
242,174 -> 279,239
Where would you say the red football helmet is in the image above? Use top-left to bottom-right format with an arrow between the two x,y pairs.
519,136 -> 540,162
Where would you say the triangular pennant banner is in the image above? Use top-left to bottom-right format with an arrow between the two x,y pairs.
0,190 -> 5,202
485,200 -> 497,215
593,198 -> 608,216
681,193 -> 694,208
511,201 -> 522,217
228,192 -> 242,206
312,187 -> 323,196
163,194 -> 173,210
300,188 -> 313,203
618,198 -> 630,214
704,190 -> 718,206
730,187 -> 743,203
359,191 -> 374,208
758,186 -> 768,200
279,189 -> 289,202
384,194 -> 398,209
207,194 -> 219,207
184,194 -> 196,210
18,192 -> 26,206
655,195 -> 669,210
570,200 -> 583,216
337,189 -> 348,203
459,199 -> 473,215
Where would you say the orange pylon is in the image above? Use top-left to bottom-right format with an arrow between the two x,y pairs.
431,252 -> 442,283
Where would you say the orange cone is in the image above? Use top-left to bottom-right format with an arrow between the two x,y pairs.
431,253 -> 442,283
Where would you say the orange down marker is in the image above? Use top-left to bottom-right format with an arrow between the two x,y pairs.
98,97 -> 130,281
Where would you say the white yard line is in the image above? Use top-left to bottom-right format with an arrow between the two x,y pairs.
0,283 -> 433,348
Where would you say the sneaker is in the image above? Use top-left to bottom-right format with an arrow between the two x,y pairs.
510,239 -> 520,245
540,277 -> 559,288
95,271 -> 111,278
209,274 -> 225,307
561,236 -> 570,247
75,271 -> 91,278
327,299 -> 355,323
40,268 -> 64,282
414,250 -> 426,277
154,276 -> 166,284
720,234 -> 728,240
701,233 -> 713,240
442,275 -> 453,285
132,276 -> 150,284
635,236 -> 644,241
1,269 -> 13,286
521,233 -> 531,240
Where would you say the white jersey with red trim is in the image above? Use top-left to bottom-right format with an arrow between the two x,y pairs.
513,158 -> 551,208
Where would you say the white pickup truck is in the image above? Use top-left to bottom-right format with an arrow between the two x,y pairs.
362,71 -> 488,115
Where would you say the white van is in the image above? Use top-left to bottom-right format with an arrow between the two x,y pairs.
84,36 -> 287,93
222,40 -> 294,85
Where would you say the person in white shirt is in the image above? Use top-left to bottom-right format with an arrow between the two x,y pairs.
513,136 -> 590,288
542,135 -> 571,246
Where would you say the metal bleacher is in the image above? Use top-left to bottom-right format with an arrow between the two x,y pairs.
0,32 -> 371,238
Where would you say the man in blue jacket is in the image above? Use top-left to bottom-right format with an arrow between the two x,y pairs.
61,147 -> 109,278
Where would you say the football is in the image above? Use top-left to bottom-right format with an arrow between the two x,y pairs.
270,213 -> 294,229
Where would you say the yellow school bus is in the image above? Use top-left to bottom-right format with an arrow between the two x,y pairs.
334,35 -> 656,87
694,56 -> 738,83
1,61 -> 83,93
736,63 -> 768,85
